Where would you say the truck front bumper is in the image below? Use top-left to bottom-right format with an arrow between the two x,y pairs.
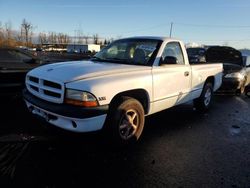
23,89 -> 109,133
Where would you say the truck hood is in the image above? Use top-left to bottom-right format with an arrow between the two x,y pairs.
28,60 -> 151,83
223,63 -> 243,74
206,46 -> 243,66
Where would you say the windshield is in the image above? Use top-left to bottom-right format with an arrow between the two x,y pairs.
92,39 -> 162,66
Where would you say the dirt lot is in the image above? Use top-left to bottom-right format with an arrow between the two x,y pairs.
0,94 -> 249,187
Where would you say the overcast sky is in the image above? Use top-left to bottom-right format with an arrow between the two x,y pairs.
1,0 -> 250,48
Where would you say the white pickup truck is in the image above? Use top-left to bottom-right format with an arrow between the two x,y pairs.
23,37 -> 222,144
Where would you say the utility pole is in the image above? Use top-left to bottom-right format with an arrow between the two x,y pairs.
169,22 -> 173,38
74,29 -> 77,51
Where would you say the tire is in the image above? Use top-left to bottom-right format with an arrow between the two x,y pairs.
235,85 -> 245,96
245,89 -> 250,98
236,78 -> 247,96
105,97 -> 145,146
194,82 -> 213,112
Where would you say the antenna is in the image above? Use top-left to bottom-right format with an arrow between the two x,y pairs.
169,22 -> 173,38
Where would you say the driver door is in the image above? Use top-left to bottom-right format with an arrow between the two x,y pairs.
152,42 -> 191,112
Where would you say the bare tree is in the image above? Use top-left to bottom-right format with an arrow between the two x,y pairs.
83,35 -> 89,44
0,22 -> 4,46
57,33 -> 63,45
104,39 -> 108,45
93,34 -> 99,44
15,34 -> 23,44
4,21 -> 13,46
76,29 -> 83,44
48,32 -> 57,44
57,33 -> 71,48
29,31 -> 34,46
21,19 -> 33,46
39,32 -> 48,45
64,34 -> 71,44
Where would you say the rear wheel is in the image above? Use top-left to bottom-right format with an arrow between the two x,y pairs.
245,88 -> 250,98
106,97 -> 145,145
194,82 -> 213,112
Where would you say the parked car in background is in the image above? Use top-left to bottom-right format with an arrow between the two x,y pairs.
186,47 -> 206,64
242,55 -> 250,97
206,46 -> 248,95
242,55 -> 250,85
245,85 -> 250,97
0,47 -> 46,96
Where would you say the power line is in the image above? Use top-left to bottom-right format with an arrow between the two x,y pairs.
69,22 -> 250,38
183,38 -> 250,42
99,23 -> 167,36
175,22 -> 250,28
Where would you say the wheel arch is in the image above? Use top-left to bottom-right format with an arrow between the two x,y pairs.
204,76 -> 215,89
109,89 -> 150,115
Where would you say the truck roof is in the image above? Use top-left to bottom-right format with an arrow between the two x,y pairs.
118,36 -> 180,42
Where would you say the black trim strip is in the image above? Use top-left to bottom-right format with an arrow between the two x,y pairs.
152,88 -> 202,103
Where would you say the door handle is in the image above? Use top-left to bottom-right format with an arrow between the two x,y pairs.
184,71 -> 189,76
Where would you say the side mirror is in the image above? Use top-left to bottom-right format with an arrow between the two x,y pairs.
161,56 -> 178,65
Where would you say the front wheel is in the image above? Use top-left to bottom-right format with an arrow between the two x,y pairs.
106,97 -> 145,145
235,84 -> 245,96
194,82 -> 213,112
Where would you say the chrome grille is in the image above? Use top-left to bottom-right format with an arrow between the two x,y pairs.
26,75 -> 64,103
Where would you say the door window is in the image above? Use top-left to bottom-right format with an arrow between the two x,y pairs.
162,42 -> 184,64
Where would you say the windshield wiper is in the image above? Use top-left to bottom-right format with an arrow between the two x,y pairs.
91,57 -> 137,65
91,56 -> 105,61
105,58 -> 134,64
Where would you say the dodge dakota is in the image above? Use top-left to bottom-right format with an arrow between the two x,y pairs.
23,36 -> 223,145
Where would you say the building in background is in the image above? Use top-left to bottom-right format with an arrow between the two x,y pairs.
185,42 -> 204,48
67,44 -> 100,53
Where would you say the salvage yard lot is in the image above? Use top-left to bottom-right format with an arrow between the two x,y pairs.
0,94 -> 249,187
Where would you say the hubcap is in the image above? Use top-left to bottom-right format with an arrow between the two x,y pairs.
119,109 -> 139,140
204,88 -> 212,106
241,86 -> 245,94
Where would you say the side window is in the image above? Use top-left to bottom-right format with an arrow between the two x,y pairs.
162,42 -> 185,64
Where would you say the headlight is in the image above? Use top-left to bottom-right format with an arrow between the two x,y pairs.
65,89 -> 98,107
224,72 -> 244,80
